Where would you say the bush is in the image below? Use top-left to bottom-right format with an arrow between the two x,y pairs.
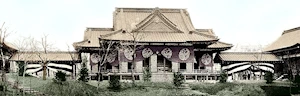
264,71 -> 274,84
53,71 -> 67,84
220,70 -> 228,83
190,83 -> 237,95
216,85 -> 265,96
143,67 -> 151,82
173,72 -> 184,88
293,75 -> 300,87
78,68 -> 89,82
78,56 -> 89,82
108,74 -> 121,91
40,81 -> 103,96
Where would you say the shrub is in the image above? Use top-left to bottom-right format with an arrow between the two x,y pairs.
264,71 -> 274,84
220,70 -> 228,83
293,75 -> 300,87
78,56 -> 89,82
216,85 -> 265,96
190,83 -> 237,95
173,72 -> 184,88
108,74 -> 121,91
78,68 -> 89,82
53,71 -> 67,84
143,67 -> 151,82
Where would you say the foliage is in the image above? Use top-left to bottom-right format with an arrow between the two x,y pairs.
190,83 -> 237,95
143,67 -> 151,82
216,85 -> 265,96
293,75 -> 300,87
173,72 -> 184,88
40,81 -> 104,96
78,56 -> 89,82
220,70 -> 228,83
78,68 -> 89,82
264,71 -> 274,84
53,71 -> 67,85
108,74 -> 121,91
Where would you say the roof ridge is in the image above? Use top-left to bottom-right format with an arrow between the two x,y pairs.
282,26 -> 300,35
220,52 -> 272,54
86,27 -> 113,31
116,7 -> 184,13
17,51 -> 79,54
99,29 -> 122,38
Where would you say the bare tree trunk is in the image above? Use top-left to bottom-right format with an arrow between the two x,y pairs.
131,61 -> 135,86
0,48 -> 6,94
42,63 -> 47,80
0,48 -> 6,82
97,62 -> 101,90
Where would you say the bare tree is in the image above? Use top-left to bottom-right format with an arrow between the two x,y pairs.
67,44 -> 78,79
97,39 -> 115,89
0,22 -> 9,83
120,30 -> 145,86
13,36 -> 36,95
32,34 -> 56,80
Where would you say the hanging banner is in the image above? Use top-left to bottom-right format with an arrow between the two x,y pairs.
119,46 -> 195,63
199,53 -> 213,67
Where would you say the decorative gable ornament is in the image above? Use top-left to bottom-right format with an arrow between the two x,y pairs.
161,48 -> 172,58
142,48 -> 153,58
179,48 -> 190,60
124,48 -> 134,60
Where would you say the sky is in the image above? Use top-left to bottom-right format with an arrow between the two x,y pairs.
1,0 -> 300,51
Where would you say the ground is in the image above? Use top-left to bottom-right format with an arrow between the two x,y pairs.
4,73 -> 300,96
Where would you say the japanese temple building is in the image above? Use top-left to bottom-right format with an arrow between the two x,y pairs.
73,7 -> 232,82
264,26 -> 300,76
8,7 -> 300,82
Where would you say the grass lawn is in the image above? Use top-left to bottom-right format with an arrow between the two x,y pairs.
6,73 -> 300,96
7,73 -> 51,90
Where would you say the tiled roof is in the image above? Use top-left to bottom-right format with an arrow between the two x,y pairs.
73,28 -> 114,48
10,51 -> 80,61
114,8 -> 195,33
217,52 -> 281,62
208,41 -> 233,48
74,8 -> 230,48
101,31 -> 217,42
264,26 -> 300,52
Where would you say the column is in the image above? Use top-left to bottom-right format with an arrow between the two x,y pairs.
112,66 -> 118,73
186,63 -> 193,73
120,62 -> 128,73
135,61 -> 143,73
150,54 -> 157,73
172,62 -> 179,72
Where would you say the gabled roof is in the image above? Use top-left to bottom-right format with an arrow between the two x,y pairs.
216,52 -> 282,62
264,26 -> 300,52
73,28 -> 114,49
10,51 -> 80,62
208,41 -> 233,49
101,7 -> 218,42
114,7 -> 195,33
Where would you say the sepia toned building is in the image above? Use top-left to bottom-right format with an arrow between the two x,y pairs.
73,7 -> 232,82
264,26 -> 300,76
215,52 -> 282,81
